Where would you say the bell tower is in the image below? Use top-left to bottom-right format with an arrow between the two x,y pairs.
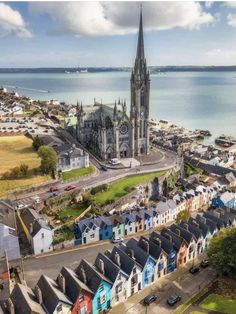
130,6 -> 150,156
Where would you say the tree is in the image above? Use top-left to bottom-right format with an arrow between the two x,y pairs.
176,210 -> 191,224
207,228 -> 236,280
32,135 -> 43,151
38,145 -> 58,176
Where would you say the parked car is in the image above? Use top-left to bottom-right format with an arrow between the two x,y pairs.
144,294 -> 158,305
49,186 -> 59,193
33,196 -> 41,204
200,259 -> 209,268
65,185 -> 76,191
167,294 -> 181,306
16,203 -> 27,210
189,266 -> 200,274
101,165 -> 108,171
112,237 -> 124,243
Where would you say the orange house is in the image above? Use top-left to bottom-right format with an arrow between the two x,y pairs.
58,266 -> 93,314
161,228 -> 188,268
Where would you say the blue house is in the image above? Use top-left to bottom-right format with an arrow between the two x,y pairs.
150,231 -> 177,274
95,217 -> 113,241
142,209 -> 153,230
75,259 -> 112,314
120,238 -> 156,288
212,191 -> 235,209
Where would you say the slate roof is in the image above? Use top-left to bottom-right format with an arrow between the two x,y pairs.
37,275 -> 72,313
169,224 -> 194,244
180,221 -> 203,240
0,224 -> 20,261
203,212 -> 225,228
0,200 -> 16,229
120,238 -> 150,269
75,259 -> 112,293
10,283 -> 46,314
55,144 -> 87,158
150,231 -> 174,255
59,266 -> 93,303
220,191 -> 235,204
108,214 -> 125,226
20,208 -> 51,237
109,246 -> 140,276
156,201 -> 170,214
194,214 -> 218,234
138,236 -> 162,260
95,252 -> 127,283
161,227 -> 185,251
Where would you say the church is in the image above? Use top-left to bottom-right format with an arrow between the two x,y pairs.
76,9 -> 150,160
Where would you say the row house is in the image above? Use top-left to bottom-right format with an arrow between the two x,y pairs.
74,218 -> 100,245
75,259 -> 112,314
161,228 -> 188,268
94,253 -> 129,307
109,246 -> 142,296
150,231 -> 177,273
57,266 -> 93,314
138,236 -> 168,278
169,224 -> 197,262
179,221 -> 205,255
120,238 -> 156,289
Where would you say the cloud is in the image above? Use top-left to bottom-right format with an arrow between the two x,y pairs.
225,2 -> 236,8
206,48 -> 236,64
0,3 -> 32,38
227,13 -> 236,27
205,2 -> 214,9
29,1 -> 214,37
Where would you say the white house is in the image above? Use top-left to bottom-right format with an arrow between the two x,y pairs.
20,208 -> 53,255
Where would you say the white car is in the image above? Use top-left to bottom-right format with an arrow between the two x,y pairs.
109,158 -> 121,165
33,196 -> 41,204
16,203 -> 27,210
112,237 -> 124,243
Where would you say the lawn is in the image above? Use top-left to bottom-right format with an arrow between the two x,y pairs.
58,203 -> 88,221
190,312 -> 206,314
62,165 -> 94,181
0,135 -> 41,174
200,294 -> 236,314
93,171 -> 165,206
175,288 -> 208,314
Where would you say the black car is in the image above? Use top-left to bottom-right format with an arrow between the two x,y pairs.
101,165 -> 108,171
200,259 -> 209,268
189,266 -> 200,274
144,294 -> 158,305
167,294 -> 181,306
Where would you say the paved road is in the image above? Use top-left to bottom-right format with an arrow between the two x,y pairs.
111,263 -> 216,314
13,148 -> 176,208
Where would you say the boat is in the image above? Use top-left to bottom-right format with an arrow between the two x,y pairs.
80,69 -> 88,73
215,135 -> 236,147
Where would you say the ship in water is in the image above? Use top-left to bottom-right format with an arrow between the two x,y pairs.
215,135 -> 236,147
65,68 -> 88,74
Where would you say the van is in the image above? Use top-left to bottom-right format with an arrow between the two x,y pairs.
109,158 -> 121,165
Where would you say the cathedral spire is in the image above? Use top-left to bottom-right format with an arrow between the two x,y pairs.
136,5 -> 145,61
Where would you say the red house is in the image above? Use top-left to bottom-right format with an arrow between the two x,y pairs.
57,266 -> 93,314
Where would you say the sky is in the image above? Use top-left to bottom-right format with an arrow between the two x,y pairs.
1,1 -> 236,67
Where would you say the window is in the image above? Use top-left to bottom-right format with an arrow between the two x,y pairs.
79,294 -> 84,302
56,304 -> 62,313
99,284 -> 104,292
133,267 -> 136,274
79,304 -> 87,314
41,233 -> 44,239
115,283 -> 122,294
99,293 -> 106,304
90,234 -> 95,239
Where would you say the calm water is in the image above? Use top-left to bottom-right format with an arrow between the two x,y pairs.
0,71 -> 236,144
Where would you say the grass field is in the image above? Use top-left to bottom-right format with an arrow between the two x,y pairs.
62,165 -> 94,181
0,135 -> 50,196
200,294 -> 236,314
190,312 -> 205,314
0,135 -> 41,173
175,288 -> 208,314
93,171 -> 165,206
59,204 -> 88,222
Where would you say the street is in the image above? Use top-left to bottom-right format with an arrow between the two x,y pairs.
111,261 -> 216,314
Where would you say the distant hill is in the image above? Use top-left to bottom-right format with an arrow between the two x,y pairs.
1,66 -> 236,73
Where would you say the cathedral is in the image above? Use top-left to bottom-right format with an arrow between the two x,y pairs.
76,9 -> 150,160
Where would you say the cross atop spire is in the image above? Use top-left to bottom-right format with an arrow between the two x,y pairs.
136,5 -> 145,61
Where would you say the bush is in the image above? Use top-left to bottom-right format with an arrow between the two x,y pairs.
90,184 -> 108,195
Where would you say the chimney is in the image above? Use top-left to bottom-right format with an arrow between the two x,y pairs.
183,223 -> 189,231
192,220 -> 199,228
6,298 -> 15,314
213,211 -> 221,219
202,217 -> 207,224
57,274 -> 66,293
164,233 -> 172,243
128,249 -> 134,259
153,237 -> 161,248
175,228 -> 181,237
141,239 -> 149,254
114,252 -> 121,266
98,259 -> 105,275
80,267 -> 87,284
29,223 -> 33,235
35,285 -> 43,304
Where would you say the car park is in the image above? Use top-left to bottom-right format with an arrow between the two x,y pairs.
200,259 -> 209,268
144,294 -> 158,305
167,294 -> 181,306
189,266 -> 200,274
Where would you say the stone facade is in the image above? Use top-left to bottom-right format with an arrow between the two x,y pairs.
76,10 -> 150,160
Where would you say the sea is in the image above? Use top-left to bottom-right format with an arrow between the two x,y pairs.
1,71 -> 236,144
